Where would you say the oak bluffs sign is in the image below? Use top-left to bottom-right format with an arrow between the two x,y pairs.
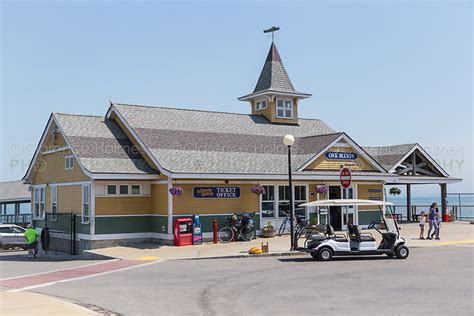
325,151 -> 358,161
193,187 -> 241,199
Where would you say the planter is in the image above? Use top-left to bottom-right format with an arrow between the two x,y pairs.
448,214 -> 456,222
262,229 -> 275,238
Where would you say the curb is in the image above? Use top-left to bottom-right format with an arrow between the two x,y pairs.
178,251 -> 307,261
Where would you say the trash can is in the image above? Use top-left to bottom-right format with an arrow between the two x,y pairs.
173,218 -> 193,246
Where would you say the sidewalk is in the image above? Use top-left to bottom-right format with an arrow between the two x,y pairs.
0,291 -> 97,316
88,221 -> 474,261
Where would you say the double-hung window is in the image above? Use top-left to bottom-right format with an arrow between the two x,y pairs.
278,185 -> 291,217
276,99 -> 293,119
294,186 -> 308,217
34,187 -> 45,219
51,186 -> 57,221
82,184 -> 90,223
255,100 -> 267,111
261,186 -> 275,218
65,156 -> 74,170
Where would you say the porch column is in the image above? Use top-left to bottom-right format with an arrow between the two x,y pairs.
406,184 -> 412,221
440,183 -> 447,222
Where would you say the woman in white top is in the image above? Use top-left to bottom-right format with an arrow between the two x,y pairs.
419,211 -> 426,240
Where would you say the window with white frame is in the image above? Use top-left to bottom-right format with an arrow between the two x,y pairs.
255,99 -> 267,111
65,156 -> 74,170
294,185 -> 307,217
34,187 -> 45,219
107,185 -> 117,195
278,185 -> 291,217
131,185 -> 141,195
82,184 -> 90,223
261,185 -> 275,218
276,99 -> 293,119
260,185 -> 308,219
119,185 -> 129,195
51,186 -> 57,221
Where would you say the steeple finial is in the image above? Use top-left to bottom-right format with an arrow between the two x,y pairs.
264,26 -> 280,42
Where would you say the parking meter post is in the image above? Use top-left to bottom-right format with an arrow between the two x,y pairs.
213,220 -> 218,243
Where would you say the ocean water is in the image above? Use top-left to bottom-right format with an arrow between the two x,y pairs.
386,194 -> 474,219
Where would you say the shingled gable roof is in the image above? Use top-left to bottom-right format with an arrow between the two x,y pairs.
54,113 -> 156,175
363,144 -> 417,171
238,43 -> 311,100
22,113 -> 157,183
364,143 -> 449,177
107,103 -> 353,175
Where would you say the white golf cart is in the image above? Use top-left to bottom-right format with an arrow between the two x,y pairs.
297,199 -> 409,261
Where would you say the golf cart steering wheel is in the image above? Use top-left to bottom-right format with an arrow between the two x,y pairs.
367,221 -> 376,229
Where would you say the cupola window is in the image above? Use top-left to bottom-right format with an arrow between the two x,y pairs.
255,100 -> 267,111
276,99 -> 293,119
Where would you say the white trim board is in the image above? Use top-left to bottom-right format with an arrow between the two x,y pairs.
78,232 -> 173,241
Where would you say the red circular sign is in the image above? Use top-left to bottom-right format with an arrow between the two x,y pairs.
340,167 -> 352,188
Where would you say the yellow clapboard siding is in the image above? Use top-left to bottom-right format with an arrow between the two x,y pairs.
357,184 -> 384,210
57,185 -> 83,214
173,184 -> 259,215
151,184 -> 168,215
33,150 -> 89,184
305,146 -> 376,172
95,196 -> 153,215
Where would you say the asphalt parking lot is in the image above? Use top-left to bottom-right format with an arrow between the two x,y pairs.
11,246 -> 472,316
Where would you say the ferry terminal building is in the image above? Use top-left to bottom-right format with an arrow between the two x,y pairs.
23,41 -> 461,250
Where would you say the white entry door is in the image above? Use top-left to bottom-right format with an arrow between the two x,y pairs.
341,187 -> 357,230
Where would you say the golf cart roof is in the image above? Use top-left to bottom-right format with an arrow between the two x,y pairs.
300,199 -> 393,207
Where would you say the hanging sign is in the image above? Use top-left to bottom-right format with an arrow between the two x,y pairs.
325,152 -> 358,161
340,167 -> 352,189
193,187 -> 240,199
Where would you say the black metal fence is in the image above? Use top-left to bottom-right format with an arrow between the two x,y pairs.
392,205 -> 474,221
44,212 -> 78,255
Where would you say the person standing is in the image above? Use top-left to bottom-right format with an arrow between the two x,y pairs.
24,224 -> 39,259
426,203 -> 437,240
431,210 -> 441,240
419,211 -> 426,239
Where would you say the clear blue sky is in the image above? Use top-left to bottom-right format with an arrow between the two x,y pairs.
1,1 -> 472,195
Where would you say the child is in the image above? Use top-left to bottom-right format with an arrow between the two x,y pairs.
419,211 -> 426,240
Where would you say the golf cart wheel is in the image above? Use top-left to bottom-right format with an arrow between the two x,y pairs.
310,252 -> 318,259
395,245 -> 409,259
317,247 -> 333,261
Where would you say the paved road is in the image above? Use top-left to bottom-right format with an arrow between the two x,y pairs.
0,250 -> 104,279
22,246 -> 473,315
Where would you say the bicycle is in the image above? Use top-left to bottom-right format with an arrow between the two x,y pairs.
278,213 -> 307,237
278,212 -> 297,236
218,213 -> 255,243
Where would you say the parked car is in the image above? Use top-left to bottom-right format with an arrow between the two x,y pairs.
0,224 -> 27,250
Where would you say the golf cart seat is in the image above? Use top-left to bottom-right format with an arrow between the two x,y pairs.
326,224 -> 347,242
348,224 -> 375,242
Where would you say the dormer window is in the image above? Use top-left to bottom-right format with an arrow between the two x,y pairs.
255,99 -> 267,111
276,99 -> 293,119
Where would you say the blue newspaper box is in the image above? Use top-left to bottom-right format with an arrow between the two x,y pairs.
192,215 -> 203,245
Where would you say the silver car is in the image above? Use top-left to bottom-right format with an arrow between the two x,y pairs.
0,224 -> 27,250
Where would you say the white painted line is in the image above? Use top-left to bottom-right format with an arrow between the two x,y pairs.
7,259 -> 163,292
0,259 -> 118,282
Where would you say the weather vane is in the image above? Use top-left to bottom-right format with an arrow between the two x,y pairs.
264,26 -> 280,42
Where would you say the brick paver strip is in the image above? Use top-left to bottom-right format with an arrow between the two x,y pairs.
0,260 -> 144,289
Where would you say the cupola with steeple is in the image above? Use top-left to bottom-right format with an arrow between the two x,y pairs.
238,35 -> 311,125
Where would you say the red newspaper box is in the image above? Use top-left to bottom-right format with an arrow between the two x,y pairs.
173,218 -> 193,246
